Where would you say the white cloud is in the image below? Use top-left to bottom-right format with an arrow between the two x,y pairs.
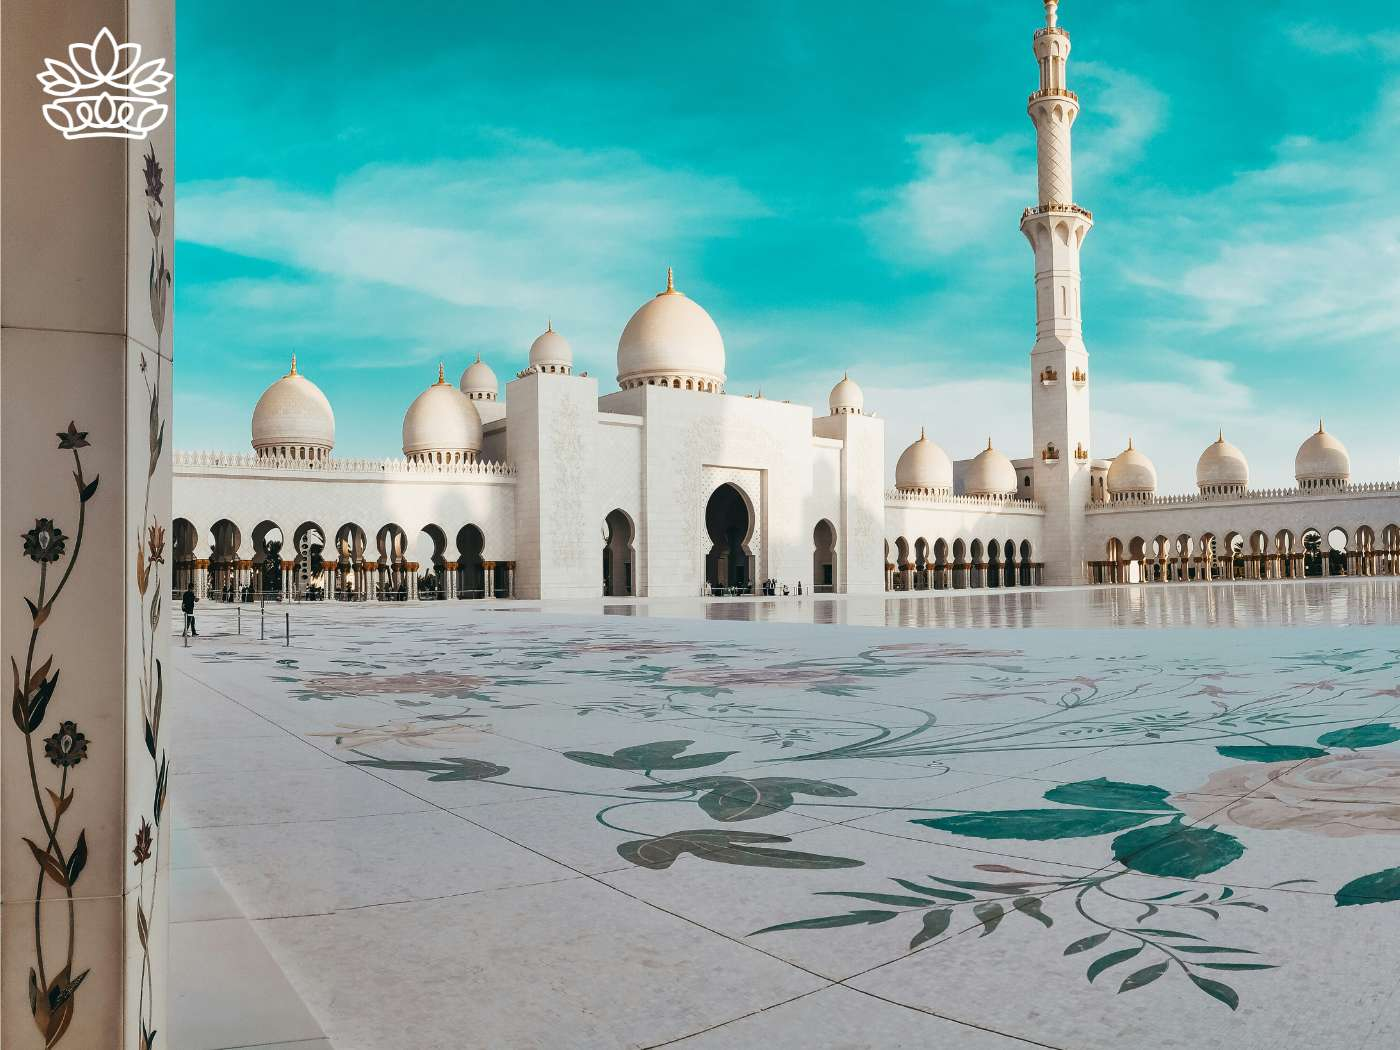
1073,63 -> 1166,180
1119,73 -> 1400,351
862,133 -> 1029,264
1286,23 -> 1400,59
177,139 -> 766,373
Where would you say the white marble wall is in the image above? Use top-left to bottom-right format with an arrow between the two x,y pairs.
508,372 -> 601,599
597,387 -> 836,598
812,411 -> 886,594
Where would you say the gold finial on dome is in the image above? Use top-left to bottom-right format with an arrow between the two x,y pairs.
436,362 -> 447,385
661,266 -> 676,295
1127,436 -> 1134,450
1044,0 -> 1058,28
547,318 -> 553,333
919,426 -> 926,440
288,353 -> 297,376
1318,418 -> 1325,433
986,436 -> 993,451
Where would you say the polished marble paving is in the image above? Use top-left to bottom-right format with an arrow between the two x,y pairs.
170,581 -> 1400,1049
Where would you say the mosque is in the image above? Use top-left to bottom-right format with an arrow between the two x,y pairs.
171,0 -> 1400,602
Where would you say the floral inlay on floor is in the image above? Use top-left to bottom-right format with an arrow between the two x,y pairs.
174,602 -> 1400,1049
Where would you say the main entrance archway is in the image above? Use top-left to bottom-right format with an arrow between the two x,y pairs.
813,519 -> 836,592
603,509 -> 635,596
705,483 -> 753,593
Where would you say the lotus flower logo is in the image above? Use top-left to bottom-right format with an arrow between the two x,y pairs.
36,27 -> 171,140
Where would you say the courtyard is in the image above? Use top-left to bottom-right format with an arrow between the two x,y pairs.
169,582 -> 1400,1049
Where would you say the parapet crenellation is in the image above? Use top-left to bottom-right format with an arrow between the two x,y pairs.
1086,481 -> 1400,512
173,450 -> 517,477
885,490 -> 1044,512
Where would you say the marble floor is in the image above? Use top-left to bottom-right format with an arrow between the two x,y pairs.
170,581 -> 1400,1049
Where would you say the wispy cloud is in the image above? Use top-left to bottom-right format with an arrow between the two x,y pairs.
1121,77 -> 1400,347
178,137 -> 766,367
1286,22 -> 1400,59
862,133 -> 1029,264
863,64 -> 1166,266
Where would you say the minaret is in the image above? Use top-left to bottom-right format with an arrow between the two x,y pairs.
1022,0 -> 1093,585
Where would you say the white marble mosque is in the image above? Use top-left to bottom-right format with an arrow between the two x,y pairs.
14,5 -> 1400,1050
171,1 -> 1400,605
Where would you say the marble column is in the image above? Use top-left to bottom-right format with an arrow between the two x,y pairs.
483,562 -> 496,600
506,562 -> 516,599
2,4 -> 174,1048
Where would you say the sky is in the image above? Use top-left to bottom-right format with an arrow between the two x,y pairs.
174,1 -> 1400,492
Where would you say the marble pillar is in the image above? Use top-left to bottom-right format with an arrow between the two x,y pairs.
2,4 -> 174,1048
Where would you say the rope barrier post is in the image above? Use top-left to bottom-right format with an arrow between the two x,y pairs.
285,612 -> 290,647
237,605 -> 241,635
260,603 -> 265,640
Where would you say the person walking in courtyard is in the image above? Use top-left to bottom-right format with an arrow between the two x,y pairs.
181,585 -> 198,636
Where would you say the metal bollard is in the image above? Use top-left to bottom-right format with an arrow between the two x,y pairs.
260,605 -> 265,640
237,606 -> 241,635
285,612 -> 290,647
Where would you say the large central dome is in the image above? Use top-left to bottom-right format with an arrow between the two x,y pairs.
616,269 -> 726,392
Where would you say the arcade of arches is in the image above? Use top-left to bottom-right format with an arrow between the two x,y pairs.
886,536 -> 1044,591
1090,526 -> 1400,584
169,518 -> 515,601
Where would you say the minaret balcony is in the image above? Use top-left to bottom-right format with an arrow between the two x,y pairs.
1039,367 -> 1059,386
1071,367 -> 1087,386
1022,202 -> 1094,222
1041,444 -> 1061,464
1028,88 -> 1078,104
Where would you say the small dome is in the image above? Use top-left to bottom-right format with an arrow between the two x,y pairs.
459,354 -> 498,401
895,428 -> 953,494
403,364 -> 482,462
1196,431 -> 1249,492
527,322 -> 573,374
616,269 -> 726,391
829,372 -> 864,415
1295,420 -> 1350,487
965,439 -> 1018,497
251,356 -> 335,460
1107,439 -> 1157,498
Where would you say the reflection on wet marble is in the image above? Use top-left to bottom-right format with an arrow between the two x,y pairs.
612,578 -> 1400,629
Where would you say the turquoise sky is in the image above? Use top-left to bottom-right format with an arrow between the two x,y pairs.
175,1 -> 1400,491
